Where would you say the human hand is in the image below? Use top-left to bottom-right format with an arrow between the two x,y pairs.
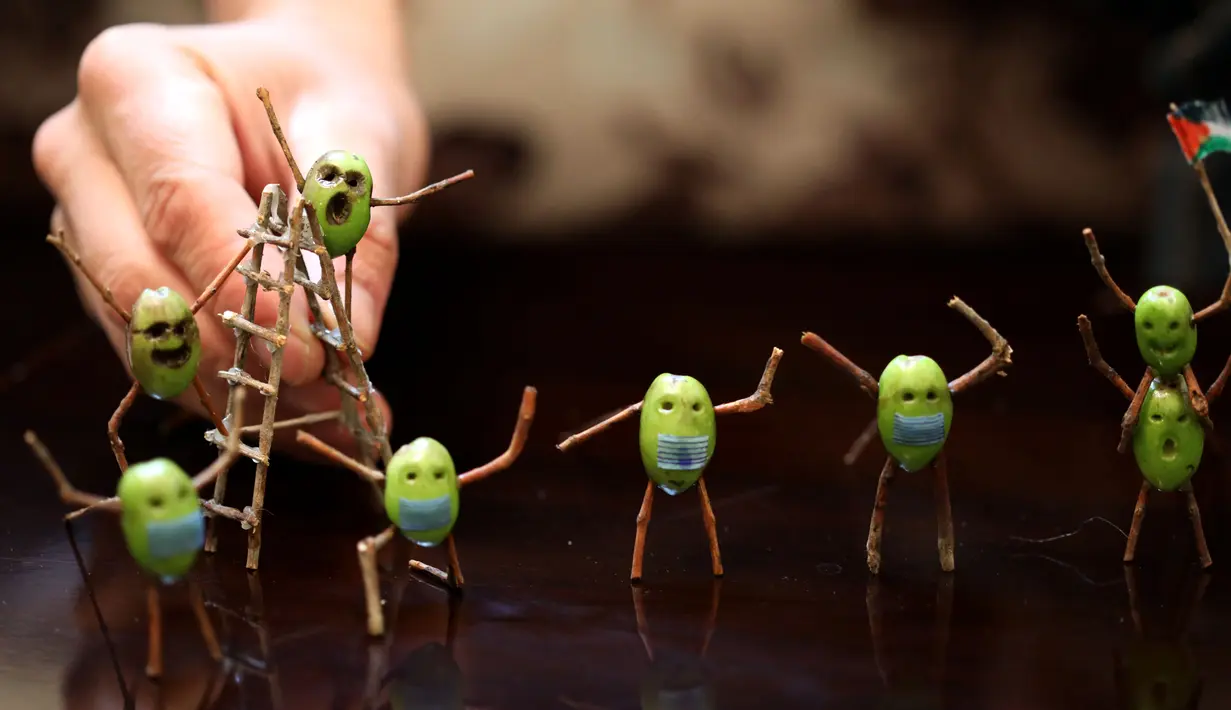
33,7 -> 428,458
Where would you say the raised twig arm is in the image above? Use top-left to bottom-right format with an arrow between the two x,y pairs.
459,386 -> 538,486
946,296 -> 1013,394
1082,228 -> 1137,312
46,233 -> 130,323
190,241 -> 253,314
193,386 -> 247,490
295,430 -> 386,484
557,402 -> 642,452
1076,315 -> 1135,400
800,332 -> 878,397
1208,352 -> 1231,404
24,430 -> 118,515
371,171 -> 475,206
714,347 -> 784,415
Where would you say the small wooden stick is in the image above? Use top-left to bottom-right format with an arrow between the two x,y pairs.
1118,371 -> 1153,454
933,450 -> 955,573
256,87 -> 304,190
800,332 -> 878,397
946,296 -> 1013,394
242,409 -> 342,434
1183,365 -> 1212,423
630,481 -> 655,583
1082,228 -> 1137,311
46,233 -> 130,322
1123,480 -> 1151,564
1193,160 -> 1231,321
697,477 -> 724,578
191,241 -> 252,314
557,402 -> 642,452
65,497 -> 121,521
192,376 -> 228,437
146,584 -> 163,679
459,386 -> 537,485
370,170 -> 476,206
632,584 -> 654,661
1185,485 -> 1213,569
866,456 -> 895,575
700,578 -> 721,656
1077,315 -> 1135,400
843,418 -> 880,466
1207,351 -> 1231,403
358,525 -> 397,636
188,580 -> 222,662
295,430 -> 385,483
108,382 -> 141,472
714,347 -> 783,414
24,430 -> 107,509
193,386 -> 246,490
344,250 -> 354,324
445,534 -> 465,588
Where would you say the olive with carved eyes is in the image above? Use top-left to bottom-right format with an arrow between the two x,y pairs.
116,458 -> 204,583
1134,286 -> 1197,379
639,373 -> 717,497
384,437 -> 461,548
303,150 -> 374,257
876,354 -> 953,473
1133,378 -> 1204,492
127,287 -> 201,400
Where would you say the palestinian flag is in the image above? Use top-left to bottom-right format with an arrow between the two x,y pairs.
1168,100 -> 1231,164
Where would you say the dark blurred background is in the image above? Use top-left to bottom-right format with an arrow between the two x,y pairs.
5,1 -> 1231,708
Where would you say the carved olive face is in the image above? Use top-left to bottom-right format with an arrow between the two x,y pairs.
1135,286 -> 1196,378
127,287 -> 201,399
1132,378 -> 1203,492
303,150 -> 373,258
117,458 -> 202,582
876,355 -> 952,472
384,437 -> 460,547
638,373 -> 717,496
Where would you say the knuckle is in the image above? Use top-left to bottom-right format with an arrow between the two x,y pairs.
31,106 -> 75,190
78,24 -> 165,102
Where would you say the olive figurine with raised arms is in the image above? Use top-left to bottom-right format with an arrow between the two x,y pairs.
801,296 -> 1013,574
1073,98 -> 1231,569
296,386 -> 537,637
24,387 -> 248,679
557,348 -> 783,583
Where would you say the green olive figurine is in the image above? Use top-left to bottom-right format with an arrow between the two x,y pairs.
557,349 -> 782,583
295,386 -> 537,637
801,296 -> 1012,575
127,287 -> 202,400
1076,225 -> 1230,570
303,150 -> 373,258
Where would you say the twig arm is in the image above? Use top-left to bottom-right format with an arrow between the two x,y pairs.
256,87 -> 304,191
800,332 -> 878,397
1076,315 -> 1135,400
1082,228 -> 1137,311
1118,371 -> 1153,454
370,170 -> 475,206
459,386 -> 538,486
66,496 -> 121,521
45,233 -> 130,323
1208,352 -> 1231,404
192,387 -> 246,490
24,430 -> 109,509
946,296 -> 1013,393
843,417 -> 880,466
714,347 -> 784,415
557,402 -> 642,452
191,241 -> 253,314
295,430 -> 385,484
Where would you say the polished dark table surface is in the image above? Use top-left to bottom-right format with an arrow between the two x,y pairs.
2,227 -> 1230,708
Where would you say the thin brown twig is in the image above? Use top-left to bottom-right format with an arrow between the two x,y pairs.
714,347 -> 783,415
370,170 -> 476,206
946,296 -> 1012,393
1182,364 -> 1211,422
191,241 -> 253,314
1082,228 -> 1137,312
193,376 -> 228,437
46,233 -> 130,323
239,410 -> 342,434
557,402 -> 642,452
459,386 -> 537,486
800,332 -> 878,396
843,417 -> 879,466
1208,351 -> 1231,403
1194,160 -> 1231,320
1118,371 -> 1153,454
192,386 -> 246,490
66,496 -> 121,521
1077,315 -> 1135,400
295,430 -> 385,483
24,430 -> 107,508
256,87 -> 304,190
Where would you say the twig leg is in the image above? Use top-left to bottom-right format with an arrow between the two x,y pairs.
933,451 -> 955,573
631,583 -> 654,660
1184,485 -> 1213,569
146,584 -> 163,679
446,534 -> 466,590
358,525 -> 397,636
108,382 -> 141,472
1118,371 -> 1153,454
867,457 -> 896,575
630,481 -> 655,583
700,579 -> 721,656
1124,481 -> 1151,564
188,579 -> 222,662
697,477 -> 724,578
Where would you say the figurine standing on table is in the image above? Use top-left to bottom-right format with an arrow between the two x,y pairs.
23,388 -> 248,679
1075,99 -> 1231,570
801,297 -> 1012,574
556,348 -> 783,583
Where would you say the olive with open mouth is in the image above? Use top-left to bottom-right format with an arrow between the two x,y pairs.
126,287 -> 202,400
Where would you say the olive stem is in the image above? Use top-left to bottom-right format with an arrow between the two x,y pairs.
370,170 -> 475,206
1077,315 -> 1136,400
458,386 -> 537,486
556,401 -> 642,452
946,296 -> 1012,394
45,232 -> 131,323
1081,228 -> 1137,312
714,347 -> 783,414
256,87 -> 304,191
801,332 -> 878,397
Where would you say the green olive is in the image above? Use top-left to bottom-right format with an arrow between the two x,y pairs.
303,150 -> 373,258
387,643 -> 464,710
1132,378 -> 1203,492
127,287 -> 201,400
1135,286 -> 1196,378
876,355 -> 952,472
638,373 -> 717,496
384,437 -> 460,547
116,458 -> 203,583
1115,639 -> 1201,710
